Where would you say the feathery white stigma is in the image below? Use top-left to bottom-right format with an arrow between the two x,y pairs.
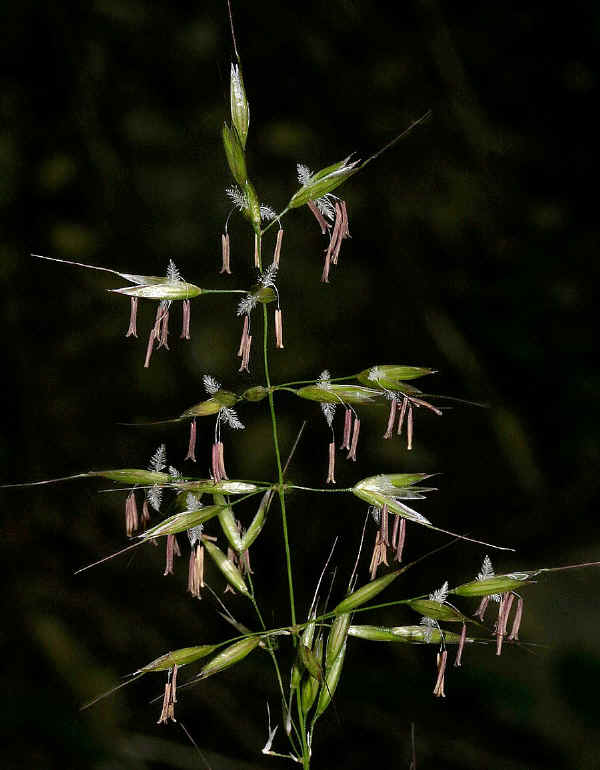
203,374 -> 221,395
166,259 -> 182,282
429,581 -> 449,604
148,444 -> 167,472
220,406 -> 245,430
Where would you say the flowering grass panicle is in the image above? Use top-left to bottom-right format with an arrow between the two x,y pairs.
8,7 -> 600,770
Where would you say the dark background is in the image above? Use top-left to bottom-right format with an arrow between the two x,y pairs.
2,1 -> 600,768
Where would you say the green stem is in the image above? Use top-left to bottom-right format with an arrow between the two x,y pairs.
271,386 -> 300,395
263,303 -> 297,628
273,374 -> 357,388
248,577 -> 267,630
261,206 -> 290,236
201,288 -> 248,294
296,689 -> 310,770
248,575 -> 296,753
255,226 -> 262,272
260,268 -> 305,763
290,485 -> 354,493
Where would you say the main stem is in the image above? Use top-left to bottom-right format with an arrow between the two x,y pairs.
262,302 -> 297,627
260,233 -> 306,766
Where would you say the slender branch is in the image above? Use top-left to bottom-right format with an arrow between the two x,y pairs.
273,375 -> 356,389
263,295 -> 297,628
290,485 -> 354,493
296,690 -> 310,770
261,207 -> 290,236
201,288 -> 249,294
282,421 -> 307,477
261,296 -> 305,761
247,574 -> 296,753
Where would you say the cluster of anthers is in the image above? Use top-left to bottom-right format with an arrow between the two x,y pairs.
124,444 -> 173,537
120,430 -> 256,608
125,260 -> 193,368
121,444 -> 196,583
185,374 -> 245,481
417,556 -> 525,699
317,370 -> 361,484
474,555 -> 525,655
367,365 -> 443,451
236,262 -> 283,371
313,365 -> 444,487
368,503 -> 406,580
224,186 -> 280,269
297,162 -> 353,282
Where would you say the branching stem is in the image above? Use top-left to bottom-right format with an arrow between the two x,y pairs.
262,287 -> 297,628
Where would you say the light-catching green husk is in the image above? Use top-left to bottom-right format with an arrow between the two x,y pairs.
407,599 -> 470,623
291,617 -> 316,690
213,493 -> 244,553
180,391 -> 239,418
348,625 -> 469,645
203,539 -> 250,596
174,479 -> 258,495
242,385 -> 269,402
296,384 -> 383,405
357,364 -> 435,389
325,613 -> 351,668
300,636 -> 324,713
111,281 -> 202,300
315,641 -> 347,719
197,637 -> 261,680
136,645 -> 218,673
451,573 -> 535,597
333,569 -> 403,615
222,122 -> 247,186
230,63 -> 249,149
352,474 -> 436,526
91,469 -> 171,485
239,489 -> 273,551
288,157 -> 358,208
140,505 -> 224,539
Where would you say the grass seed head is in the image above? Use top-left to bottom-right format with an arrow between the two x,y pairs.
358,365 -> 436,389
197,637 -> 261,680
333,568 -> 402,615
348,625 -> 468,645
289,156 -> 359,209
202,538 -> 250,596
222,122 -> 247,186
325,614 -> 351,669
451,573 -> 535,598
230,63 -> 250,149
137,644 -> 218,673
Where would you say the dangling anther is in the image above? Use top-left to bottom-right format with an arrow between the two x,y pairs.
275,308 -> 284,349
384,398 -> 397,439
221,232 -> 231,274
273,228 -> 284,266
433,650 -> 448,698
126,297 -> 138,338
454,623 -> 467,667
185,418 -> 197,462
254,233 -> 260,268
347,416 -> 360,461
341,408 -> 352,450
326,441 -> 336,484
125,491 -> 138,536
180,299 -> 191,340
307,201 -> 328,234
